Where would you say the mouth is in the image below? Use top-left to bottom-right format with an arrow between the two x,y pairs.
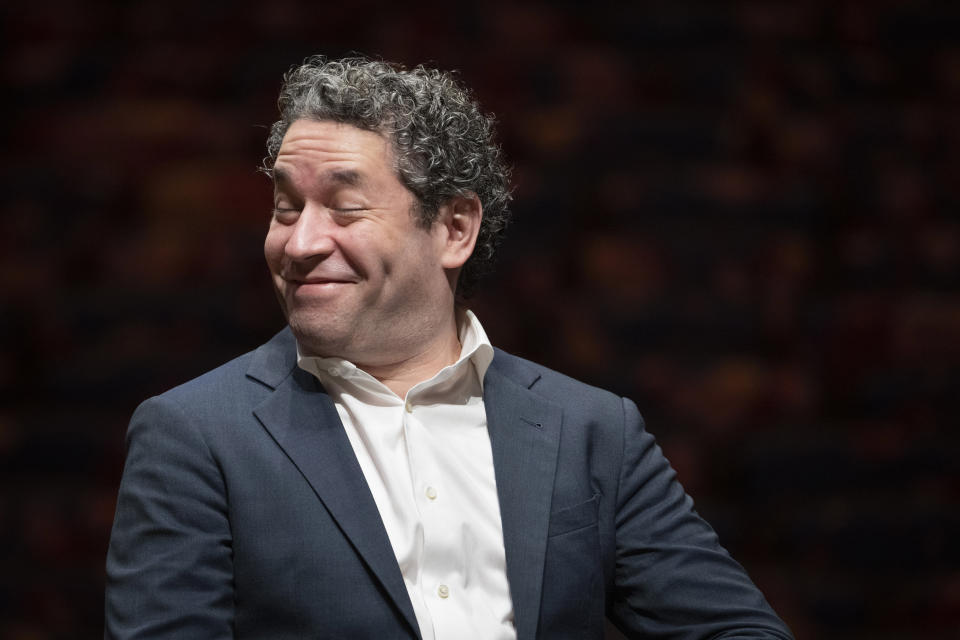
296,278 -> 355,285
284,277 -> 357,298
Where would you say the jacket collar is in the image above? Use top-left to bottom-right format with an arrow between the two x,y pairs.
246,327 -> 298,389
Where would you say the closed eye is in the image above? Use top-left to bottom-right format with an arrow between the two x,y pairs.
330,208 -> 369,223
272,207 -> 301,223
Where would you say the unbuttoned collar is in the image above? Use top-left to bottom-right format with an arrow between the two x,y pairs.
296,310 -> 495,399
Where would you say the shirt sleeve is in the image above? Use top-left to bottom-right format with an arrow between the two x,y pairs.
606,397 -> 794,639
105,396 -> 235,639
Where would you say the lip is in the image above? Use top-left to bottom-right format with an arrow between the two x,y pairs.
285,278 -> 357,297
295,278 -> 356,285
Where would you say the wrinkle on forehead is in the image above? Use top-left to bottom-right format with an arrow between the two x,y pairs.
272,166 -> 366,189
272,120 -> 397,185
278,121 -> 391,158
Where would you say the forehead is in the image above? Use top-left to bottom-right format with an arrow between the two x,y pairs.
273,119 -> 394,179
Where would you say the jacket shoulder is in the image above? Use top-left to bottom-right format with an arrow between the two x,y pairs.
145,327 -> 296,418
490,348 -> 625,411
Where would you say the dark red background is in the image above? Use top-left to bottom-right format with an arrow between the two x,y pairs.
2,2 -> 958,638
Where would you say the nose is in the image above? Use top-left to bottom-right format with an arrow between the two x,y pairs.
285,204 -> 338,261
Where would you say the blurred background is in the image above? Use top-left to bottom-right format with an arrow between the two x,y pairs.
2,1 -> 959,638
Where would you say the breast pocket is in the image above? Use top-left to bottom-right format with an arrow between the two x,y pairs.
547,492 -> 601,537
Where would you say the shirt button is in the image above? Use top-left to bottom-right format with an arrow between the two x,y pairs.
425,486 -> 438,500
404,400 -> 413,413
437,584 -> 449,599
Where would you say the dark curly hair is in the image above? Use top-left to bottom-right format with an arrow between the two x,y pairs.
263,56 -> 512,298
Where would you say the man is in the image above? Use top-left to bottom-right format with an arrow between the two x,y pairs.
105,56 -> 793,639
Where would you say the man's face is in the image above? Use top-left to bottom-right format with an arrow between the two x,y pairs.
264,119 -> 452,365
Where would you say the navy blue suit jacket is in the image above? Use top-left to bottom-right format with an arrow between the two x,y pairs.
105,328 -> 793,639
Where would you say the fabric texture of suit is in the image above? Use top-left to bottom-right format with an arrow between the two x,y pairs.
105,327 -> 794,639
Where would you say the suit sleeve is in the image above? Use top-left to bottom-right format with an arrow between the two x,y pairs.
606,398 -> 794,639
105,396 -> 234,639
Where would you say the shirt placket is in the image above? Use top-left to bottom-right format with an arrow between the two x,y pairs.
403,391 -> 469,639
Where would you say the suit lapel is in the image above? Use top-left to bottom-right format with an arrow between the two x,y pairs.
484,355 -> 563,640
249,339 -> 420,639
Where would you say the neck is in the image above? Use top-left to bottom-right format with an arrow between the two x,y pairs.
358,321 -> 462,398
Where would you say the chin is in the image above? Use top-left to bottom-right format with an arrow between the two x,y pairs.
286,313 -> 350,358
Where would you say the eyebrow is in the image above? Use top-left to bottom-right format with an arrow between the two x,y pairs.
271,167 -> 366,190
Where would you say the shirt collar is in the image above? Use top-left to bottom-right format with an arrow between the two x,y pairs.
458,308 -> 495,385
296,309 -> 494,393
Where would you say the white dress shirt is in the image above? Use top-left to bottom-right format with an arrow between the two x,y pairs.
297,311 -> 516,640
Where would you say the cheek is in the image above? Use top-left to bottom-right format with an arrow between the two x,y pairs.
264,229 -> 285,269
337,228 -> 386,273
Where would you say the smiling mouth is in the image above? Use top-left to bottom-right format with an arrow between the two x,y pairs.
296,279 -> 355,285
286,279 -> 357,297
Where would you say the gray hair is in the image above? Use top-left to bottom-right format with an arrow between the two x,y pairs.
263,56 -> 512,298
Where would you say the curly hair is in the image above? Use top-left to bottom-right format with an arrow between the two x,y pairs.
262,56 -> 512,298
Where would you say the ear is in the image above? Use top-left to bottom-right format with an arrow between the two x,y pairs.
435,193 -> 482,270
